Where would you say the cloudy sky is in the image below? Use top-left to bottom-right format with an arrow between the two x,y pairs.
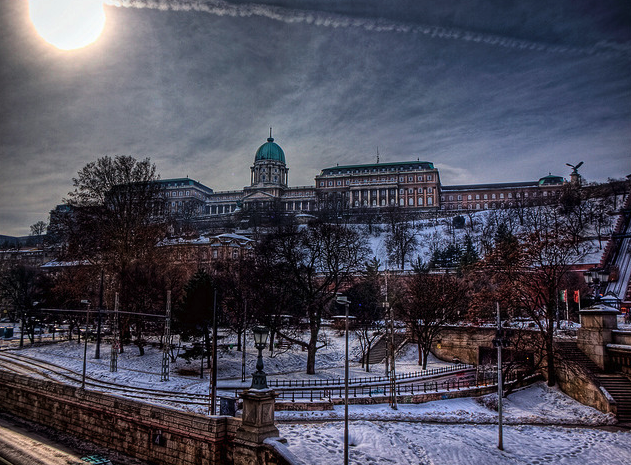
1,0 -> 630,236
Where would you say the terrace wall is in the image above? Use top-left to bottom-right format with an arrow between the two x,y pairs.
0,371 -> 295,465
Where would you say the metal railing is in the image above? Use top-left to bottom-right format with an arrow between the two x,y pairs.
261,371 -> 515,403
266,364 -> 472,389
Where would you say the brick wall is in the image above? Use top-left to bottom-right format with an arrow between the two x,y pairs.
0,372 -> 252,465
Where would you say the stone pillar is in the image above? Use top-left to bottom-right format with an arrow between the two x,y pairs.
233,389 -> 280,465
577,303 -> 620,371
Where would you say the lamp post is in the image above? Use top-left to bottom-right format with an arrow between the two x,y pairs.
80,299 -> 91,390
583,268 -> 610,301
336,294 -> 350,465
492,302 -> 511,451
251,326 -> 270,389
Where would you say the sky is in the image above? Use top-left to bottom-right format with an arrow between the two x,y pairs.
0,0 -> 630,237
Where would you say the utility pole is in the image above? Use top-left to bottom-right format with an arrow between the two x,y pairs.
493,302 -> 504,451
161,291 -> 172,382
384,267 -> 397,409
242,299 -> 247,383
210,289 -> 218,415
110,293 -> 119,372
95,268 -> 104,359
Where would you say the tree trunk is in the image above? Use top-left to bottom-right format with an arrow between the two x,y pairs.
417,341 -> 423,366
365,342 -> 371,372
422,348 -> 429,370
546,333 -> 556,386
306,337 -> 317,375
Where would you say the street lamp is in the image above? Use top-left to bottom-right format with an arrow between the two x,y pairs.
251,326 -> 270,389
583,268 -> 610,300
336,294 -> 350,465
80,299 -> 91,390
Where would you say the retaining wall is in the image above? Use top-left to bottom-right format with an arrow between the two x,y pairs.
0,372 -> 295,465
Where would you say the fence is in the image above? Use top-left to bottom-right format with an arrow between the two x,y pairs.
236,369 -> 512,403
266,364 -> 472,389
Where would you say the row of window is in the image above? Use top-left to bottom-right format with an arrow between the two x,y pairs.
320,174 -> 434,187
441,190 -> 560,202
325,165 -> 432,176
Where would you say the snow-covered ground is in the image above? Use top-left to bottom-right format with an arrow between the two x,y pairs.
279,420 -> 631,465
2,328 -> 630,464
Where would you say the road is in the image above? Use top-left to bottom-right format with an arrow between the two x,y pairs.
0,416 -> 84,465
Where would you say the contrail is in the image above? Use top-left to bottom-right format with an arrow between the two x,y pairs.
104,0 -> 629,58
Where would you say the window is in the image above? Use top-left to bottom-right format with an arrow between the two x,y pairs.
508,193 -> 513,199
320,181 -> 324,187
418,175 -> 423,181
449,195 -> 454,201
418,197 -> 423,206
500,193 -> 505,199
491,193 -> 496,199
399,176 -> 404,182
400,188 -> 404,194
427,175 -> 432,181
212,249 -> 218,259
408,176 -> 414,182
483,194 -> 488,200
337,180 -> 341,186
427,197 -> 433,205
475,194 -> 480,200
399,198 -> 405,206
476,203 -> 481,209
441,195 -> 445,201
328,181 -> 333,186
408,198 -> 414,206
186,190 -> 190,196
409,188 -> 414,194
468,195 -> 472,200
427,187 -> 433,193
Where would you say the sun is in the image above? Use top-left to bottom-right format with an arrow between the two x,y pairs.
28,0 -> 106,51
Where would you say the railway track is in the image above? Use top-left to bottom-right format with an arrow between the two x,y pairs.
0,351 -> 480,408
0,352 -> 213,407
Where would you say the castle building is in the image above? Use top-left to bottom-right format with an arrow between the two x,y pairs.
160,133 -> 566,219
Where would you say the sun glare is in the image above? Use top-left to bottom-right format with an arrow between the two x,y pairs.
28,0 -> 106,51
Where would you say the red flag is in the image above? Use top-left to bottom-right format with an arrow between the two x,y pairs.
573,290 -> 580,303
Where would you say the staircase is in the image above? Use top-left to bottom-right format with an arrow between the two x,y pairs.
596,375 -> 631,424
556,341 -> 603,374
361,332 -> 407,365
557,341 -> 631,424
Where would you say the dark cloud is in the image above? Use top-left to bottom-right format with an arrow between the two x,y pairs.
0,0 -> 629,235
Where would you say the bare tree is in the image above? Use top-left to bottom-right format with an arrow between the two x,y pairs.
400,268 -> 469,369
253,220 -> 369,374
384,207 -> 418,270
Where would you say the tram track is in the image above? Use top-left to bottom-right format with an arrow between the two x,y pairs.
0,352 -> 213,407
0,351 -> 480,409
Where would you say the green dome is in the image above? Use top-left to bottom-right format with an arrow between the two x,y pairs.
538,174 -> 564,186
255,137 -> 285,164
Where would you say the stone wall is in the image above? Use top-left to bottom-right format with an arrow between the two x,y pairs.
430,326 -> 497,365
554,361 -> 616,416
0,372 -> 296,465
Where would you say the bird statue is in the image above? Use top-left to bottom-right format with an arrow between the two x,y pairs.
566,161 -> 584,175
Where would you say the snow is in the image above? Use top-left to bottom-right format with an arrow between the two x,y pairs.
279,421 -> 631,465
2,328 -> 629,465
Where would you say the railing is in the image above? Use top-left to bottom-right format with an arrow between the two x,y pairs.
257,371 -> 515,402
266,364 -> 472,389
